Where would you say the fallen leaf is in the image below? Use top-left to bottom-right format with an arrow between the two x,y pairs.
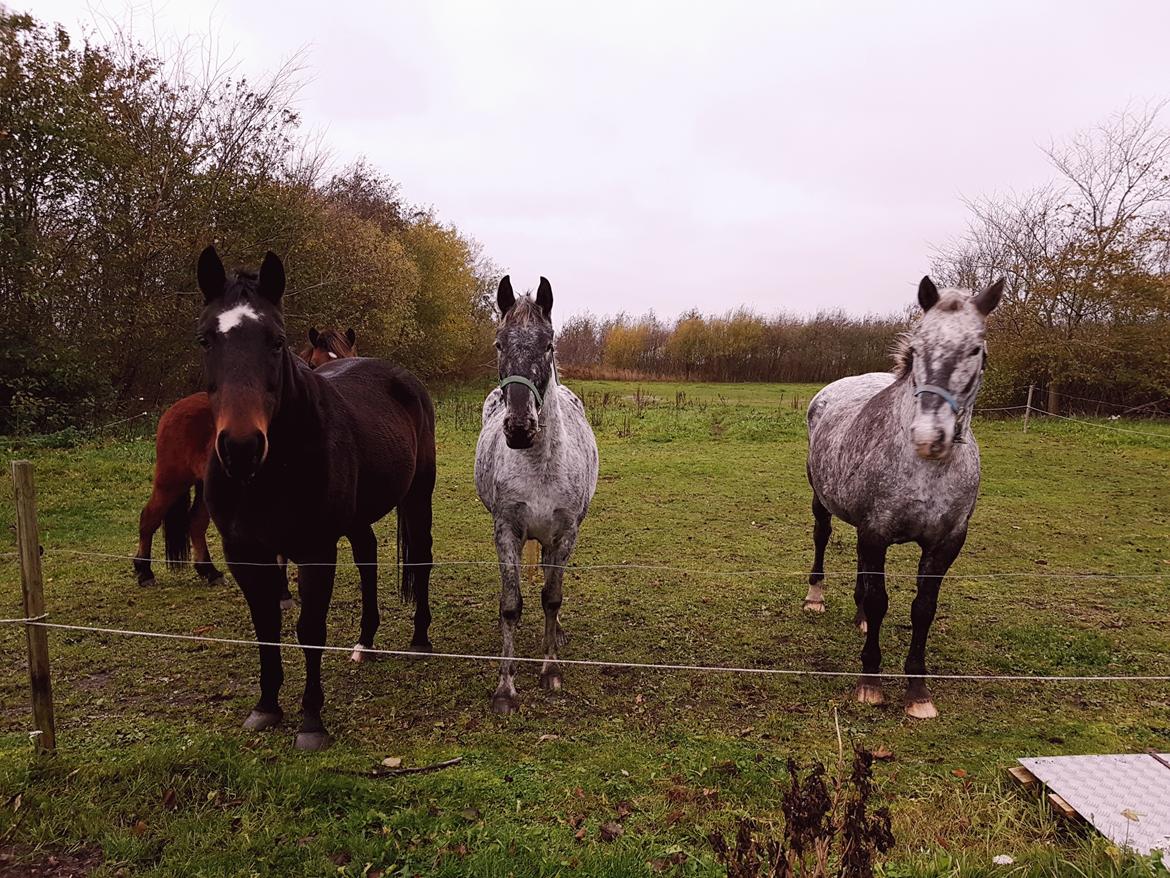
620,769 -> 630,777
634,694 -> 645,705
568,814 -> 585,829
651,852 -> 689,872
664,809 -> 685,826
993,854 -> 1014,866
574,827 -> 587,841
381,756 -> 403,768
161,789 -> 177,811
131,819 -> 147,836
192,625 -> 216,635
599,821 -> 624,842
952,769 -> 967,778
537,734 -> 559,744
616,801 -> 633,820
873,746 -> 895,761
461,807 -> 481,821
1121,808 -> 1143,821
330,852 -> 351,867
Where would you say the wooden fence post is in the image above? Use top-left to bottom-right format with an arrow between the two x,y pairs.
1023,384 -> 1034,434
12,460 -> 56,753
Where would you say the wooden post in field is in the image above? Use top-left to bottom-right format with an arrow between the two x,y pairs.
12,461 -> 56,753
1023,384 -> 1034,433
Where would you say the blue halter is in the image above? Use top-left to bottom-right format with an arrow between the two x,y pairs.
913,384 -> 961,415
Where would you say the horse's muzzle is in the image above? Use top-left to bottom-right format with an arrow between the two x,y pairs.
914,435 -> 952,461
216,429 -> 269,481
504,415 -> 538,450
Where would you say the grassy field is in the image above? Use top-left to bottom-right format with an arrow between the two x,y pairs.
1,378 -> 1168,877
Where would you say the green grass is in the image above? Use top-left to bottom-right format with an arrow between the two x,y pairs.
1,378 -> 1169,876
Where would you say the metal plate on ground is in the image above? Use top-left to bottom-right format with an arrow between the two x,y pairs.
1019,753 -> 1170,865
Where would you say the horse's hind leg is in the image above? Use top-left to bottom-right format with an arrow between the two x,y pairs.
400,459 -> 436,653
538,524 -> 577,692
277,556 -> 294,610
904,531 -> 965,720
135,480 -> 185,586
803,494 -> 832,612
348,525 -> 380,661
188,484 -> 225,586
491,514 -> 524,714
854,537 -> 889,706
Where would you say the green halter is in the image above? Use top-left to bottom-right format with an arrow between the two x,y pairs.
499,360 -> 557,409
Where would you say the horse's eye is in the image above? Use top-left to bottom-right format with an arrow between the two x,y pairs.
546,343 -> 554,353
494,340 -> 502,351
970,346 -> 981,356
273,337 -> 285,352
197,335 -> 209,349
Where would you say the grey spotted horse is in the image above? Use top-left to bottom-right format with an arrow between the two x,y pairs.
803,275 -> 1003,719
475,276 -> 599,714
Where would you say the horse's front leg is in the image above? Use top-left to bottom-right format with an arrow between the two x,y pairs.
491,515 -> 524,714
904,531 -> 966,719
295,544 -> 337,750
855,536 -> 889,706
225,542 -> 286,731
803,494 -> 832,612
539,524 -> 577,692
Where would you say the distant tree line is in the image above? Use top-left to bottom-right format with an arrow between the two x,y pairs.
556,309 -> 910,384
0,13 -> 497,433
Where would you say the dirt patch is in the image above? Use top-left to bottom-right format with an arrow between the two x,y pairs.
0,846 -> 102,877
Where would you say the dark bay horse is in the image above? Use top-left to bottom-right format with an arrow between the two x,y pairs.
803,276 -> 1002,719
133,327 -> 357,591
196,246 -> 435,749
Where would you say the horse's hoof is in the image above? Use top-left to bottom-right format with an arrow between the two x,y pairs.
905,699 -> 939,720
207,576 -> 226,587
855,683 -> 885,705
138,578 -> 156,588
279,596 -> 295,611
802,599 -> 826,613
350,644 -> 379,663
555,627 -> 570,648
407,640 -> 433,654
295,730 -> 332,751
539,671 -> 563,691
857,619 -> 868,635
243,709 -> 283,731
491,693 -> 520,715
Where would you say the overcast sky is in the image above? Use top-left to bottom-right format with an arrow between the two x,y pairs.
31,0 -> 1170,319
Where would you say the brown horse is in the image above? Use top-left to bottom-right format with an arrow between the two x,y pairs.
196,246 -> 435,749
133,327 -> 357,590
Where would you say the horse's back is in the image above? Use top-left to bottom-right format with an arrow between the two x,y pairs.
156,391 -> 215,482
807,372 -> 895,438
314,357 -> 435,520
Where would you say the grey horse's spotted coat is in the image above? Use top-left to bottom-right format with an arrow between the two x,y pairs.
804,276 -> 1003,718
475,277 -> 599,713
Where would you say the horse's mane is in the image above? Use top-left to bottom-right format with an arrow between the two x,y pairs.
503,296 -> 547,327
891,331 -> 913,378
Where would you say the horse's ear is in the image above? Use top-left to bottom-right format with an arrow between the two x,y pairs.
496,276 -> 514,318
536,276 -> 553,319
345,328 -> 356,347
308,327 -> 320,347
974,278 -> 1004,316
917,275 -> 939,312
497,276 -> 515,315
197,246 -> 226,303
258,251 -> 285,305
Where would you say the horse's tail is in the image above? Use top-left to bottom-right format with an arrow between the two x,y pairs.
163,485 -> 193,569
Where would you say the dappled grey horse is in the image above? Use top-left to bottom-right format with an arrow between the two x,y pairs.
803,276 -> 1003,719
475,276 -> 599,714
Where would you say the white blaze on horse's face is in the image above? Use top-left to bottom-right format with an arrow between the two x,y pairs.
908,278 -> 1003,461
216,303 -> 260,334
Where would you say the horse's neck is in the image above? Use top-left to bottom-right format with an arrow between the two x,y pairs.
536,369 -> 563,442
271,355 -> 323,442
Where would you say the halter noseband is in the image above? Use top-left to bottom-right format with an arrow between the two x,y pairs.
499,375 -> 544,407
913,384 -> 961,415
